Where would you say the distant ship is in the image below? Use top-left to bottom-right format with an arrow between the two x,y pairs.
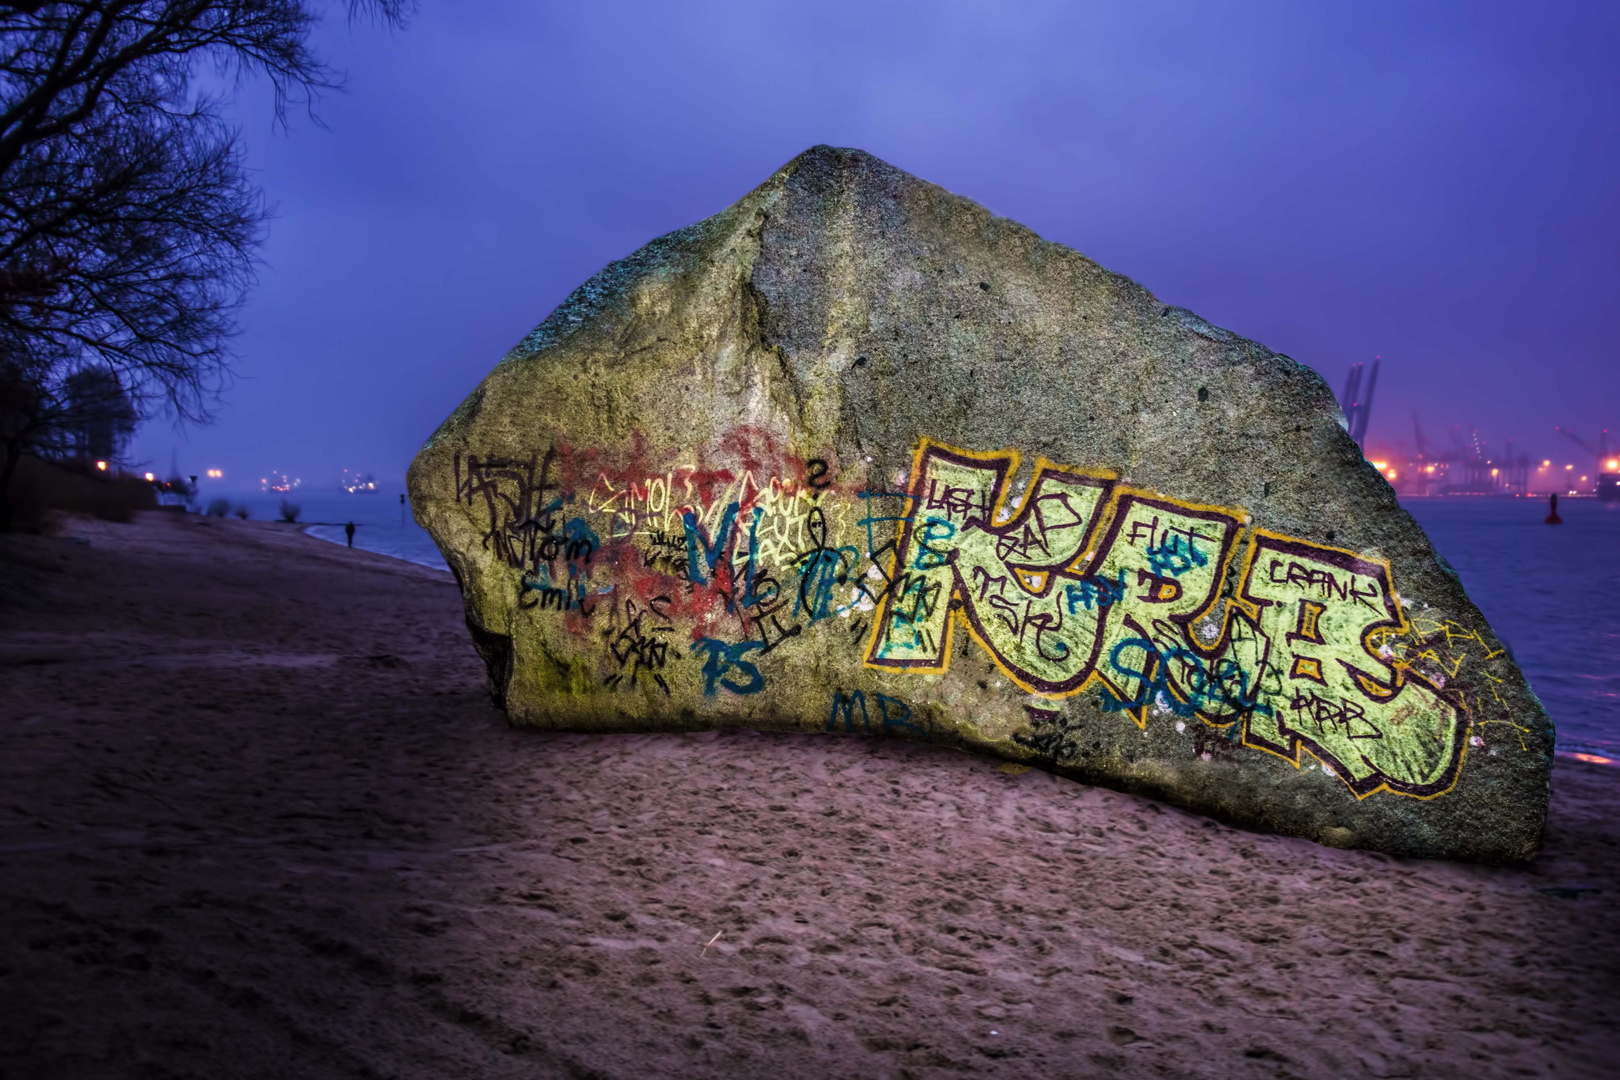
261,470 -> 301,494
341,469 -> 378,494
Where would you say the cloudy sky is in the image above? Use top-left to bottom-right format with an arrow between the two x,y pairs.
129,0 -> 1620,491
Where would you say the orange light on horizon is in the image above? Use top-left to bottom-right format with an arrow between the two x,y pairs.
206,468 -> 223,479
1581,476 -> 1588,482
1569,752 -> 1615,766
1542,459 -> 1551,467
95,460 -> 107,471
1425,465 -> 1435,473
1370,460 -> 1388,470
1387,470 -> 1397,480
1607,460 -> 1619,471
143,471 -> 155,481
1566,464 -> 1574,470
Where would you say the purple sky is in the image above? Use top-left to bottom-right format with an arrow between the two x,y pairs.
129,1 -> 1620,491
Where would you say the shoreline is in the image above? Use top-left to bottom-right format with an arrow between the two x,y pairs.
299,519 -> 451,574
2,511 -> 1616,1078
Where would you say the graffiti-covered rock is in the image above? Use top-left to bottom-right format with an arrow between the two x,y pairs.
408,146 -> 1552,862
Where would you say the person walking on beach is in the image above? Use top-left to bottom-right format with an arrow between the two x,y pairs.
345,521 -> 356,548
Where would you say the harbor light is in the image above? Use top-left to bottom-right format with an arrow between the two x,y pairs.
206,468 -> 223,479
260,470 -> 301,493
1566,464 -> 1574,470
95,460 -> 107,471
340,468 -> 379,494
1490,468 -> 1498,477
144,471 -> 155,481
1607,459 -> 1618,471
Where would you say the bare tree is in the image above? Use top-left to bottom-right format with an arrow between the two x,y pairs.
0,0 -> 412,529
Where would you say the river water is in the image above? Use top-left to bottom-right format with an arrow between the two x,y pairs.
206,490 -> 450,572
1405,495 -> 1618,762
213,488 -> 1614,761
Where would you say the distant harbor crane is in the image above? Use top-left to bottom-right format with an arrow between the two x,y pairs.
1558,427 -> 1618,501
1340,358 -> 1381,447
1555,426 -> 1611,467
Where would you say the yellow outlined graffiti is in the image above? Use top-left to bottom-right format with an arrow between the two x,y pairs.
866,438 -> 1469,799
861,438 -> 1118,690
1229,530 -> 1466,800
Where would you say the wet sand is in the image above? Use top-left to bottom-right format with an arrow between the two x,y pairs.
2,511 -> 1616,1079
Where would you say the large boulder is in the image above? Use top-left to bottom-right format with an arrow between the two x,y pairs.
409,146 -> 1552,862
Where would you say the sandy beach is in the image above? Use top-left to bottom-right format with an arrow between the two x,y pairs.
2,510 -> 1616,1079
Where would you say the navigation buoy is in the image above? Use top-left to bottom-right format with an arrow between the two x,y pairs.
1545,493 -> 1562,525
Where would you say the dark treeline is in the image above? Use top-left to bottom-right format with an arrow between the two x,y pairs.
0,0 -> 410,530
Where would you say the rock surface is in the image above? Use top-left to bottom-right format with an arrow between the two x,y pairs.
409,145 -> 1552,862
